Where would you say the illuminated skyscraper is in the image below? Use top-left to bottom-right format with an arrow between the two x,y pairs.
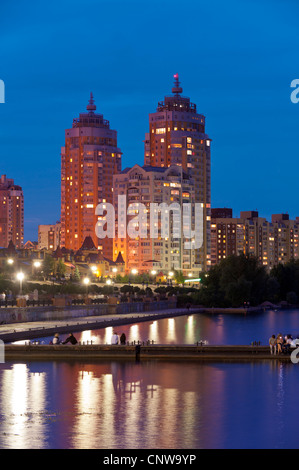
0,174 -> 24,249
61,94 -> 122,258
144,75 -> 211,271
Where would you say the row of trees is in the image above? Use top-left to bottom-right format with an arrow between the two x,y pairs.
193,254 -> 299,307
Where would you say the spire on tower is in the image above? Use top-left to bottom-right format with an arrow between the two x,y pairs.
172,73 -> 183,96
86,92 -> 96,112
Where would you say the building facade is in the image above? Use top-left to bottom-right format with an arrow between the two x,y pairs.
113,164 -> 196,276
38,222 -> 61,250
0,174 -> 24,249
61,93 -> 122,259
211,209 -> 299,269
144,74 -> 211,271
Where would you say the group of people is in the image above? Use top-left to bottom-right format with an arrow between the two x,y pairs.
50,332 -> 78,345
49,331 -> 127,345
111,332 -> 126,345
269,333 -> 299,355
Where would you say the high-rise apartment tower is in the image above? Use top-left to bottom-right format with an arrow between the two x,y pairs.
144,75 -> 211,271
61,94 -> 122,258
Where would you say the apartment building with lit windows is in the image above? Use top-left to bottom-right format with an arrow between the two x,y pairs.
61,93 -> 122,259
144,74 -> 211,271
211,210 -> 299,269
0,174 -> 24,249
113,164 -> 196,276
38,222 -> 61,250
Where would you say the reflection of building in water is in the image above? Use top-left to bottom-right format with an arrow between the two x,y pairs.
0,364 -> 46,449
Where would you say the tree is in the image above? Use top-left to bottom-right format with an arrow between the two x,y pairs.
174,270 -> 185,285
194,254 -> 269,307
43,254 -> 55,278
56,259 -> 66,278
286,291 -> 298,305
73,265 -> 80,282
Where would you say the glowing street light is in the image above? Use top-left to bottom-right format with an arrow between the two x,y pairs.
16,272 -> 25,294
131,269 -> 138,275
106,279 -> 112,285
83,277 -> 90,294
151,270 -> 157,275
168,271 -> 174,277
112,267 -> 117,273
33,260 -> 41,268
90,265 -> 97,273
7,258 -> 14,265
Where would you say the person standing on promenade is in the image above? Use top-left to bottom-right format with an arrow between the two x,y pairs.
269,335 -> 277,355
120,332 -> 126,345
111,332 -> 119,345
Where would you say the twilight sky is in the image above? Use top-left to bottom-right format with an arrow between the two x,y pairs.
0,0 -> 299,241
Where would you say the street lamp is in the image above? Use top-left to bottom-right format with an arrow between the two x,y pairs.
33,260 -> 41,268
16,272 -> 25,295
83,277 -> 90,294
106,279 -> 112,285
130,268 -> 138,285
7,258 -> 14,265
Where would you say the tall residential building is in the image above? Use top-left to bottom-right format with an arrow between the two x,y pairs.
38,222 -> 61,250
0,174 -> 24,249
61,93 -> 122,259
113,164 -> 196,276
211,209 -> 299,269
144,74 -> 211,271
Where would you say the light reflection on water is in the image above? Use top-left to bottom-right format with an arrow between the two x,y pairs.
26,309 -> 299,347
1,360 -> 299,449
4,309 -> 299,449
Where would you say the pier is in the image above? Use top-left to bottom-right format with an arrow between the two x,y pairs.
3,344 -> 295,362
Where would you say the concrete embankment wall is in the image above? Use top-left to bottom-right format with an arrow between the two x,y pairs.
3,344 -> 292,362
0,300 -> 173,325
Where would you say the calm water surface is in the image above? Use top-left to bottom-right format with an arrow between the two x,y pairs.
4,309 -> 299,449
27,308 -> 299,346
0,360 -> 298,449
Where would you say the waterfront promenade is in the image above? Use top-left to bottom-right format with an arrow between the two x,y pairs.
0,307 -> 199,343
3,343 -> 295,362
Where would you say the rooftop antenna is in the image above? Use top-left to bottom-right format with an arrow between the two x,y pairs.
86,92 -> 96,113
172,73 -> 183,96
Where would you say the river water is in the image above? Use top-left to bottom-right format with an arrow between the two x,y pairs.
1,309 -> 299,449
23,308 -> 299,346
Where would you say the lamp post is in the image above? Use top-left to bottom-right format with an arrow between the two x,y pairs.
112,267 -> 117,280
33,260 -> 41,279
16,272 -> 25,295
131,268 -> 138,285
83,277 -> 90,295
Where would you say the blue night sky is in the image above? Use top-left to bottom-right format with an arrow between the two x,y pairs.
0,0 -> 299,241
